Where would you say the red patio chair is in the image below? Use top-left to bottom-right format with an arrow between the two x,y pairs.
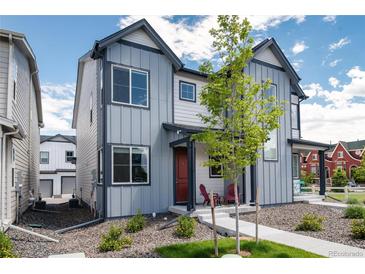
199,184 -> 220,206
225,183 -> 239,204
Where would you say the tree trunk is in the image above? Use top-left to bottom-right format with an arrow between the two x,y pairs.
234,179 -> 240,254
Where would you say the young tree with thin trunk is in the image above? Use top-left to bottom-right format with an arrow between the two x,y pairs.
193,15 -> 285,255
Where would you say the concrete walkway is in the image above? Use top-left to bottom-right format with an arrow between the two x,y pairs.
199,214 -> 365,258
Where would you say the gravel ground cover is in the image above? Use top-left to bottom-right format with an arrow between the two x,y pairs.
240,203 -> 365,249
6,203 -> 216,258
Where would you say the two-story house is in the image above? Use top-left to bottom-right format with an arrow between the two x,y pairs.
72,19 -> 329,219
0,29 -> 43,225
39,134 -> 76,198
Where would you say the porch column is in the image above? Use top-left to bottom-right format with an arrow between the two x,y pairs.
250,164 -> 256,205
319,150 -> 326,195
187,140 -> 196,211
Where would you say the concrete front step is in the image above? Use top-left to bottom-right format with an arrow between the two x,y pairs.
197,212 -> 230,222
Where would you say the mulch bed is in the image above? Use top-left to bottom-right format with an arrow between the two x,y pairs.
6,203 -> 216,258
240,203 -> 365,249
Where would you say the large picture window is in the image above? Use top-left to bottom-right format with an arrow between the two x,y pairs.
179,81 -> 196,102
264,84 -> 278,161
113,146 -> 149,184
112,65 -> 148,107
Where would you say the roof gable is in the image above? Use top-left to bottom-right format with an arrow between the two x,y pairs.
91,19 -> 183,70
40,134 -> 76,144
122,28 -> 159,49
254,47 -> 282,68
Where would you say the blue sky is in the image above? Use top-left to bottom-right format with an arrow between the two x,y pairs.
1,15 -> 364,143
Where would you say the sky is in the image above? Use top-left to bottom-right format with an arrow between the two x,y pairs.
0,15 -> 364,143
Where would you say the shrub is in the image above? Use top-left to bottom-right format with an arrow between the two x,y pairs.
295,213 -> 324,232
126,209 -> 146,233
0,232 -> 16,258
351,219 -> 365,239
347,198 -> 360,205
303,173 -> 315,187
98,225 -> 132,252
175,216 -> 196,238
353,158 -> 365,184
344,206 -> 365,219
332,168 -> 348,191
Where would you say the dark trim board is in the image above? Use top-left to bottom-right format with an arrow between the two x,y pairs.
118,39 -> 163,55
251,58 -> 285,72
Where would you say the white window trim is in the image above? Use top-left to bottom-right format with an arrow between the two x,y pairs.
111,64 -> 149,108
264,84 -> 278,161
112,145 -> 149,185
65,151 -> 74,163
338,151 -> 344,158
292,154 -> 300,179
180,82 -> 196,102
40,151 -> 49,164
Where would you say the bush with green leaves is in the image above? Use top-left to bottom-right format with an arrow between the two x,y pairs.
302,172 -> 315,187
295,213 -> 324,232
344,206 -> 365,219
126,209 -> 146,233
0,232 -> 16,258
353,158 -> 365,184
98,225 -> 132,252
332,168 -> 348,191
351,219 -> 365,239
347,198 -> 360,205
175,216 -> 196,238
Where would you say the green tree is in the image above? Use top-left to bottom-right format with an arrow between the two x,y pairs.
193,16 -> 285,254
332,168 -> 348,190
353,158 -> 365,184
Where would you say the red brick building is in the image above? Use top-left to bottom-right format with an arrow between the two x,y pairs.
302,140 -> 365,183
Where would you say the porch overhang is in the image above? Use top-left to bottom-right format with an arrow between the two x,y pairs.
162,122 -> 206,135
288,138 -> 330,151
0,116 -> 26,140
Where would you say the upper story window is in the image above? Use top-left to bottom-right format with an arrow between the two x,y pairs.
179,81 -> 196,102
65,151 -> 74,163
12,57 -> 17,101
113,145 -> 149,185
112,65 -> 149,108
40,151 -> 49,164
312,154 -> 318,161
291,103 -> 299,129
338,151 -> 344,158
264,84 -> 278,161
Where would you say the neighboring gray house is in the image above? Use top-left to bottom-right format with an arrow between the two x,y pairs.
72,19 -> 329,219
0,29 -> 43,225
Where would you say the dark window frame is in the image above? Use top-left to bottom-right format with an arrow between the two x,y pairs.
179,80 -> 196,102
97,149 -> 103,185
111,64 -> 149,108
65,151 -> 74,163
292,153 -> 300,179
40,151 -> 49,164
208,156 -> 223,178
112,145 -> 150,185
291,103 -> 299,130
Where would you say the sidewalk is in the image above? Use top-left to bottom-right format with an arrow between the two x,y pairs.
200,215 -> 365,258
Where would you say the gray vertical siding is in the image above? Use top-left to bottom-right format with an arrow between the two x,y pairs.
246,60 -> 293,205
0,38 -> 9,116
105,42 -> 173,217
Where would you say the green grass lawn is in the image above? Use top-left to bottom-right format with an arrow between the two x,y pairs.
326,192 -> 365,203
155,238 -> 324,258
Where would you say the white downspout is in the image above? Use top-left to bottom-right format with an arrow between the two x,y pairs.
0,128 -> 19,229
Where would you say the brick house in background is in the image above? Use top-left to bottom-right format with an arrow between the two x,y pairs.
302,140 -> 365,183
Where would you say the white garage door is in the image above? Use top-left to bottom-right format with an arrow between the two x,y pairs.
61,177 -> 76,194
40,180 -> 53,198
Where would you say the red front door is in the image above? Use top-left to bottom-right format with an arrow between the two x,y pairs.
175,147 -> 188,203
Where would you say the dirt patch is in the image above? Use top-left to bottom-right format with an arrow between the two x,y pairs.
6,203 -> 217,258
240,203 -> 365,249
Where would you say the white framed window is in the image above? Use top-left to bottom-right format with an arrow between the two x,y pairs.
291,103 -> 299,129
112,65 -> 149,107
40,151 -> 49,164
89,94 -> 93,124
264,84 -> 278,161
12,56 -> 17,101
292,154 -> 300,178
179,81 -> 196,102
112,145 -> 149,185
338,151 -> 344,158
312,154 -> 318,160
65,151 -> 74,163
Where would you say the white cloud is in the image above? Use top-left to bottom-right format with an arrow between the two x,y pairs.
329,59 -> 342,67
117,16 -> 306,61
329,37 -> 350,51
323,15 -> 336,23
329,77 -> 340,88
40,83 -> 75,135
292,59 -> 304,71
291,41 -> 308,55
301,67 -> 365,142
